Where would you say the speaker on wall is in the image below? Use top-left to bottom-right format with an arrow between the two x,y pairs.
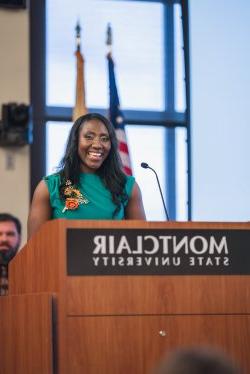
0,103 -> 32,146
0,0 -> 26,9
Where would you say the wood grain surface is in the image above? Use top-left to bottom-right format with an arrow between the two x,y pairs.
0,293 -> 54,374
6,220 -> 250,373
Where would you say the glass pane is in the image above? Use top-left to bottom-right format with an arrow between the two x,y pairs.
46,0 -> 164,110
126,125 -> 166,221
46,121 -> 73,175
174,3 -> 186,112
175,127 -> 188,220
46,121 -> 167,221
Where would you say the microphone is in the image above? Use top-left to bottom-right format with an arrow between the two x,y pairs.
141,162 -> 170,220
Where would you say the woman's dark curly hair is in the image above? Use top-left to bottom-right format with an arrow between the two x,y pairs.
58,112 -> 128,216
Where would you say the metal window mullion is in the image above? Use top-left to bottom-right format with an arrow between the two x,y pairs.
164,2 -> 176,220
181,0 -> 192,219
45,106 -> 186,126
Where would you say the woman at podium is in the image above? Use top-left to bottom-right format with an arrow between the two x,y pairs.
28,113 -> 145,238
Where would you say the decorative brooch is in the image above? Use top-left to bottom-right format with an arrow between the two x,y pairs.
62,180 -> 89,213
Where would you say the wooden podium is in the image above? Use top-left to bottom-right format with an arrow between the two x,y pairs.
1,220 -> 250,373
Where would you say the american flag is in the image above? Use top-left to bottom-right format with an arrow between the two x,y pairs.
107,53 -> 132,176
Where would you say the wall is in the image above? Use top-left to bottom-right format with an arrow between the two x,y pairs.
0,7 -> 30,246
189,0 -> 250,221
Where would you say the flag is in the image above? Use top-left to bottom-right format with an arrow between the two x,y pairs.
107,53 -> 132,176
73,22 -> 87,122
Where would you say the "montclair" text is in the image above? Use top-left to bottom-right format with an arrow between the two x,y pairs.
92,235 -> 229,256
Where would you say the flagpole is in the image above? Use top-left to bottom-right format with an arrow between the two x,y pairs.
72,21 -> 87,122
106,22 -> 112,56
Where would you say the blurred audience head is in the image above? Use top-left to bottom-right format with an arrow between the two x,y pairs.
154,346 -> 241,374
0,213 -> 21,265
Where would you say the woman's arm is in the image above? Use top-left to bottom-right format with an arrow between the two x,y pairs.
27,180 -> 52,239
125,182 -> 146,220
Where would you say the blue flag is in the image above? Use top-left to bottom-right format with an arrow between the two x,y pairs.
107,53 -> 132,176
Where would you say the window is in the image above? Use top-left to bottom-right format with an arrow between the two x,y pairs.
46,0 -> 165,110
31,0 -> 190,221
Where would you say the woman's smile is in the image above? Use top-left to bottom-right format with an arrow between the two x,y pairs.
87,151 -> 103,159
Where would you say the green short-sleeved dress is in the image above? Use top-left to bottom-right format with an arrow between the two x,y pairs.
44,173 -> 135,220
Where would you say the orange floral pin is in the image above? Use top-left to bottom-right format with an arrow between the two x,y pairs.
62,180 -> 89,213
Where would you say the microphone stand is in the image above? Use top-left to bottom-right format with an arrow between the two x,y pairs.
141,162 -> 170,221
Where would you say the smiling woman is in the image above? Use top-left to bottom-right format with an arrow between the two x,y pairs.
28,113 -> 146,239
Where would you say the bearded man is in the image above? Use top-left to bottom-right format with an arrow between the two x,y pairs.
0,213 -> 21,295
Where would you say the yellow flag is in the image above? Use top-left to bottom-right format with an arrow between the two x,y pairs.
73,50 -> 87,121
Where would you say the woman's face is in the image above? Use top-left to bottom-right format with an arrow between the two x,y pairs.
78,119 -> 112,173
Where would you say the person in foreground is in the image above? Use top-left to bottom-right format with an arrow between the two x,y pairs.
28,113 -> 146,238
153,346 -> 241,374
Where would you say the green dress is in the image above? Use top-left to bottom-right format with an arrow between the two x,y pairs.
44,173 -> 135,220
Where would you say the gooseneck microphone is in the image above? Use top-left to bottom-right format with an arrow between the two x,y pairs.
141,162 -> 170,220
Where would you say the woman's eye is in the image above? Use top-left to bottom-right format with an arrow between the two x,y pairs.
84,134 -> 94,140
100,136 -> 110,142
